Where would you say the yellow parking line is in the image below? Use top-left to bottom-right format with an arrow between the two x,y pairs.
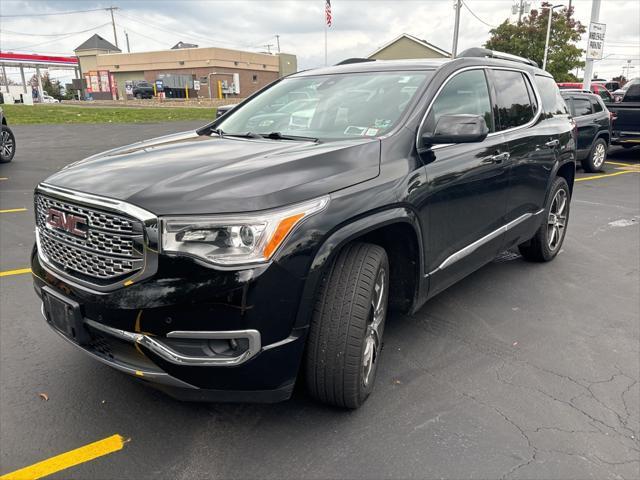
575,170 -> 637,182
0,268 -> 32,277
0,434 -> 127,480
606,161 -> 634,167
0,208 -> 27,214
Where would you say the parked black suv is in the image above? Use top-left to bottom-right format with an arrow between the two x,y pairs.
132,81 -> 154,99
32,49 -> 576,408
560,90 -> 611,172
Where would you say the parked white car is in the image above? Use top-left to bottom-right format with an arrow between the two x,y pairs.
42,95 -> 59,104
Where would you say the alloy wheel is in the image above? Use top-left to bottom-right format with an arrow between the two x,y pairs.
547,189 -> 568,251
362,268 -> 386,388
593,143 -> 606,169
1,130 -> 13,160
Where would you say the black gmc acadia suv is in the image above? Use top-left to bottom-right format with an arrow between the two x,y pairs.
32,48 -> 576,408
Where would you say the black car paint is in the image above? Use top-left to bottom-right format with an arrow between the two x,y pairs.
561,91 -> 611,160
32,57 -> 576,401
609,81 -> 640,146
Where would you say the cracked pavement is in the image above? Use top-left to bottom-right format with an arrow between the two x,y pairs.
1,124 -> 639,479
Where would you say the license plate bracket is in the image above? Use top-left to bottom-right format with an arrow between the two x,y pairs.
42,286 -> 89,345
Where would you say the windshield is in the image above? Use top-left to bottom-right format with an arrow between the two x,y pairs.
216,71 -> 432,140
622,78 -> 640,91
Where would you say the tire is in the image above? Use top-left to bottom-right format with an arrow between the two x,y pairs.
0,125 -> 16,163
519,176 -> 570,262
135,93 -> 142,99
581,138 -> 607,172
305,242 -> 389,409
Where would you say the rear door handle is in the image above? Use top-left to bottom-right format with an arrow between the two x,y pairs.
545,139 -> 560,148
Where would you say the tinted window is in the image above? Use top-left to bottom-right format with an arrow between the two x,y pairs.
591,98 -> 603,112
492,70 -> 535,130
535,75 -> 569,117
624,84 -> 640,102
573,98 -> 592,116
424,69 -> 492,133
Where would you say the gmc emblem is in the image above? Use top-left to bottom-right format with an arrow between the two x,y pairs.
45,208 -> 88,238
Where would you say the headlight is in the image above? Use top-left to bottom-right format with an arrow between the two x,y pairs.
161,196 -> 329,268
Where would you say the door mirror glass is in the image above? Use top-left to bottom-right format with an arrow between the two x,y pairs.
422,114 -> 489,145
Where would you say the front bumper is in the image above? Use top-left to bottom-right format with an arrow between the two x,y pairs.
32,247 -> 309,402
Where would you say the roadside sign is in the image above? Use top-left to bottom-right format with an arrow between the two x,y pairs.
125,81 -> 133,95
155,80 -> 164,92
193,80 -> 200,91
586,22 -> 606,60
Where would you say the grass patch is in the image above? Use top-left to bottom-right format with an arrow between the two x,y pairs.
2,104 -> 216,125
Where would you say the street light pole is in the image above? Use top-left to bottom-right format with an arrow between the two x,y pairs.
582,0 -> 601,91
542,4 -> 564,71
451,0 -> 462,58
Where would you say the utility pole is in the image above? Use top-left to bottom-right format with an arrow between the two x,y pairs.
582,0 -> 601,91
106,6 -> 119,48
125,31 -> 131,53
451,0 -> 461,58
263,44 -> 274,54
518,0 -> 523,24
275,35 -> 281,53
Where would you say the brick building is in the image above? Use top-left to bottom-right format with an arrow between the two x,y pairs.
74,34 -> 297,100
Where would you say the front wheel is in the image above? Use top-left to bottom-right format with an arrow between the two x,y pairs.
519,177 -> 570,262
582,138 -> 607,172
305,242 -> 389,409
0,125 -> 16,163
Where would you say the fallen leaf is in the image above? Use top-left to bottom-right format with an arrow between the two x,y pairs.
38,393 -> 49,401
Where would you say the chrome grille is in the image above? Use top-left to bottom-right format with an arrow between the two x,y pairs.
35,194 -> 145,281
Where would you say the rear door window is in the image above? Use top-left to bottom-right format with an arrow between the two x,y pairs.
491,70 -> 535,130
591,98 -> 603,112
424,69 -> 493,133
573,98 -> 593,116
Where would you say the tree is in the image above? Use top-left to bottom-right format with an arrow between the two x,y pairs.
484,2 -> 586,82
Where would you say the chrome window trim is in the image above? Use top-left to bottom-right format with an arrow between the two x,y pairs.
416,65 -> 544,149
35,183 -> 159,293
429,210 -> 543,275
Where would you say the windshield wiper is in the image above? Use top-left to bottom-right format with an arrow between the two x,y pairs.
212,129 -> 263,139
263,132 -> 318,142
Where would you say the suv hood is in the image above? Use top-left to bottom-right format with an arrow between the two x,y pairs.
43,130 -> 380,214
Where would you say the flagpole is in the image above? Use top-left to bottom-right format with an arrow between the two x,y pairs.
324,23 -> 328,66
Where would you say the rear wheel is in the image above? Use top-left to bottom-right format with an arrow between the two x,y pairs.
305,242 -> 389,409
582,138 -> 607,172
519,177 -> 570,262
0,125 -> 15,163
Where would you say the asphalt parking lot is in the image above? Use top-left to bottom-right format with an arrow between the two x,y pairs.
1,122 -> 639,479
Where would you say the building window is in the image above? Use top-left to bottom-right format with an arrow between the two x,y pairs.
252,74 -> 258,83
234,61 -> 239,66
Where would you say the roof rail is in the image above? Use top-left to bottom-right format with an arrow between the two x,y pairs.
334,58 -> 376,66
458,47 -> 538,68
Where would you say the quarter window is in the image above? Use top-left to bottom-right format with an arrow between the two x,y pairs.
491,70 -> 535,130
591,98 -> 603,112
535,75 -> 569,117
573,98 -> 592,116
424,69 -> 493,134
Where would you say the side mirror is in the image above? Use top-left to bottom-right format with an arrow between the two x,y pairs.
421,114 -> 489,146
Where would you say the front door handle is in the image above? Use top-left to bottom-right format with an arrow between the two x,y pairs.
484,152 -> 510,164
545,139 -> 560,148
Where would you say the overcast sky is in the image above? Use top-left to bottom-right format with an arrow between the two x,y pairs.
1,0 -> 638,83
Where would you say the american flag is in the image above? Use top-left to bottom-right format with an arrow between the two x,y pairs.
325,0 -> 332,27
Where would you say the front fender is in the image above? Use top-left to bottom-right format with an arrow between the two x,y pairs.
293,207 -> 424,329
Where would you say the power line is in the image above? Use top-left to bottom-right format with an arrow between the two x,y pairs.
0,24 -> 115,37
6,23 -> 111,50
461,1 -> 497,28
0,7 -> 106,18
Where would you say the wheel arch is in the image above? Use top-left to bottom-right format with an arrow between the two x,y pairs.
294,207 -> 424,329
